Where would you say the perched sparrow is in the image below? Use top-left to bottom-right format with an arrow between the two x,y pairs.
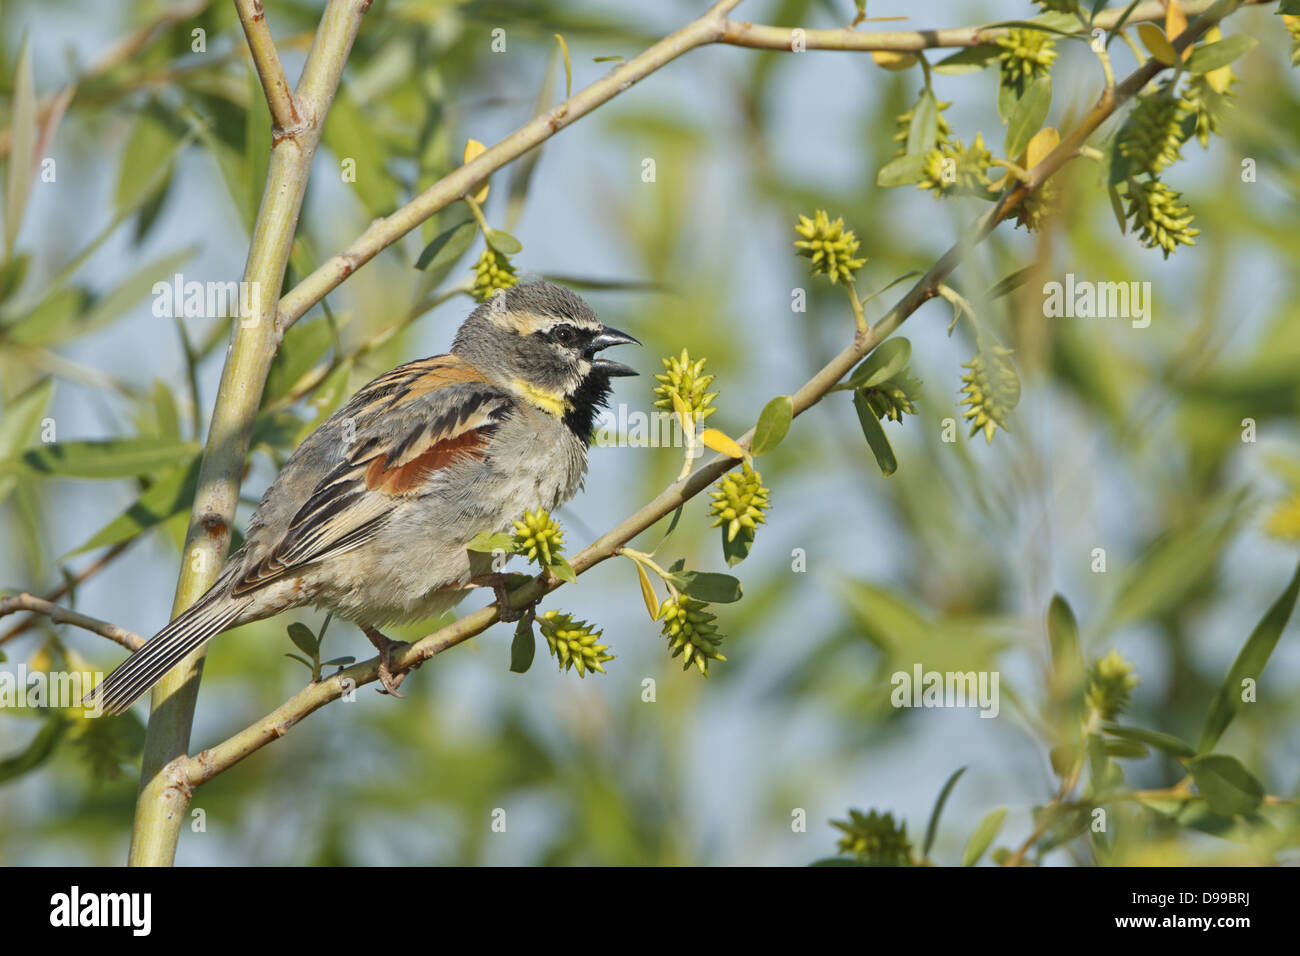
87,281 -> 638,715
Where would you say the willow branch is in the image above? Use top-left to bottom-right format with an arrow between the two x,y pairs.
175,1 -> 1247,790
0,593 -> 144,653
129,0 -> 373,869
0,541 -> 133,648
716,0 -> 1251,52
233,0 -> 301,134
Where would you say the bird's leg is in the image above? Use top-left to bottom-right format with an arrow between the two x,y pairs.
468,572 -> 536,623
361,624 -> 414,697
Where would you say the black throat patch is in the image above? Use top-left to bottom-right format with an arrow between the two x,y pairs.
563,371 -> 615,445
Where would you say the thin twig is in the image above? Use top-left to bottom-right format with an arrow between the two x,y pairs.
234,0 -> 302,135
0,540 -> 134,648
0,593 -> 144,653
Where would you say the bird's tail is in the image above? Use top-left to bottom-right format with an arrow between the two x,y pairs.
85,585 -> 247,716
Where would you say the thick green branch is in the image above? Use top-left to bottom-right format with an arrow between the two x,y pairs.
128,0 -> 372,868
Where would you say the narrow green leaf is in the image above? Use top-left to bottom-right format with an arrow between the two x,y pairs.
673,571 -> 743,604
1086,733 -> 1111,790
1106,498 -> 1243,630
0,378 -> 53,507
1186,754 -> 1265,817
853,390 -> 898,476
510,616 -> 536,673
65,455 -> 201,556
548,554 -> 577,584
2,286 -> 88,346
1047,594 -> 1085,721
987,266 -> 1037,301
997,83 -> 1021,125
848,338 -> 912,390
751,395 -> 793,456
78,247 -> 199,342
116,107 -> 176,225
1199,560 -> 1300,752
923,765 -> 967,858
12,438 -> 198,479
962,807 -> 1007,866
721,524 -> 755,567
485,229 -> 523,255
320,87 -> 396,218
1184,35 -> 1258,74
1102,723 -> 1196,758
981,15 -> 1084,37
415,218 -> 478,272
284,653 -> 315,672
5,35 -> 36,257
505,45 -> 559,231
1106,0 -> 1144,47
876,153 -> 926,188
466,531 -> 518,554
1005,77 -> 1052,159
0,379 -> 54,455
264,317 -> 334,403
932,45 -> 1000,75
151,380 -> 181,441
906,89 -> 939,156
1104,738 -> 1149,759
0,252 -> 29,303
1107,184 -> 1127,234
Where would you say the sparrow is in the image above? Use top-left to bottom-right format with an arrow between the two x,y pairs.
87,280 -> 638,715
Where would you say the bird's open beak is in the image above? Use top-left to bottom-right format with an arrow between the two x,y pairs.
588,325 -> 641,377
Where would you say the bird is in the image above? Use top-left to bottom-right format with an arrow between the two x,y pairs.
86,280 -> 639,715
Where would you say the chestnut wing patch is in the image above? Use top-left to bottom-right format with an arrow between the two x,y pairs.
230,357 -> 511,598
364,426 -> 493,494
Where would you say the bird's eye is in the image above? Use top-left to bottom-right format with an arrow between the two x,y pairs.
553,324 -> 575,344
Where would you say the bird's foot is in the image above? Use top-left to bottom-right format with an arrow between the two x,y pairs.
361,625 -> 415,697
469,572 -> 536,623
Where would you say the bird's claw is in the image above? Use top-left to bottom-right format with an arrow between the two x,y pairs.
362,625 -> 414,698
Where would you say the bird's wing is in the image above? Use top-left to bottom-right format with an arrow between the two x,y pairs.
231,354 -> 511,597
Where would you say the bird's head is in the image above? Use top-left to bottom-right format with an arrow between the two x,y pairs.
452,280 -> 639,439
